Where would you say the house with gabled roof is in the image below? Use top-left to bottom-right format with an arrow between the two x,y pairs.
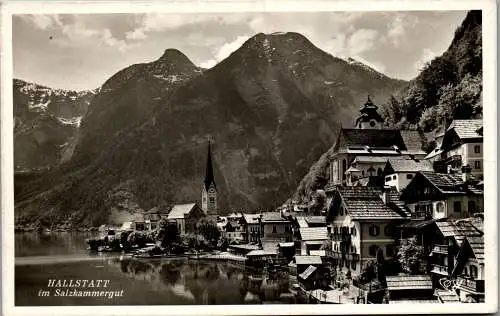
451,234 -> 485,302
298,227 -> 329,255
167,203 -> 205,235
400,171 -> 483,220
429,119 -> 483,181
383,158 -> 434,192
326,186 -> 410,275
241,213 -> 262,243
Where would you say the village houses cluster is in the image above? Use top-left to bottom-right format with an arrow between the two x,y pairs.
120,97 -> 484,304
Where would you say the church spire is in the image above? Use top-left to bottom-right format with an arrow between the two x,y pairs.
204,140 -> 216,190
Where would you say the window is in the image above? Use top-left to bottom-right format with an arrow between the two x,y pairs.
272,225 -> 277,233
463,267 -> 468,276
385,176 -> 391,182
424,187 -> 431,195
339,207 -> 344,216
285,225 -> 289,232
334,226 -> 338,235
474,160 -> 481,169
384,225 -> 392,237
369,245 -> 379,256
369,225 -> 380,237
468,201 -> 476,213
406,174 -> 413,180
377,168 -> 382,176
454,201 -> 462,213
470,265 -> 478,279
351,226 -> 356,236
351,260 -> 357,270
474,145 -> 481,154
392,175 -> 396,180
342,159 -> 347,180
370,120 -> 376,127
334,243 -> 338,251
362,170 -> 365,176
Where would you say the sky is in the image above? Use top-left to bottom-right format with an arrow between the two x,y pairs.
13,11 -> 468,91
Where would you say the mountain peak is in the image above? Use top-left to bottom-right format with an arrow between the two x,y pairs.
157,48 -> 195,66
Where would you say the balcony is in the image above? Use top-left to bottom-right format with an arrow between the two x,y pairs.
431,264 -> 448,275
456,276 -> 485,294
432,244 -> 448,254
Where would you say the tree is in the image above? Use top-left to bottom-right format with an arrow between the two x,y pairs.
156,218 -> 179,247
196,218 -> 220,246
397,236 -> 426,274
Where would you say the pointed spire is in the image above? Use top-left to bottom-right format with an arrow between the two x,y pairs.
204,139 -> 216,191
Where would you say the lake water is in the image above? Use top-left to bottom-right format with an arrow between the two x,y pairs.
15,232 -> 297,305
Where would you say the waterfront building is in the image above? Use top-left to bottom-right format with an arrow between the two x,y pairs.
428,119 -> 483,181
260,212 -> 293,251
166,203 -> 205,235
400,171 -> 483,220
326,186 -> 410,275
201,141 -> 218,220
144,206 -> 168,230
241,213 -> 262,243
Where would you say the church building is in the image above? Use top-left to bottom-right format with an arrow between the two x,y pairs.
327,96 -> 427,187
201,141 -> 218,219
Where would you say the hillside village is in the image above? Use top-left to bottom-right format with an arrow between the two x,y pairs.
101,97 -> 484,304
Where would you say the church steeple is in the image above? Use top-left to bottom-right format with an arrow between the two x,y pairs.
202,140 -> 218,217
355,95 -> 384,129
204,140 -> 216,191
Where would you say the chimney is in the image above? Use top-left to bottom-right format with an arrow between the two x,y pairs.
461,165 -> 472,183
381,185 -> 391,205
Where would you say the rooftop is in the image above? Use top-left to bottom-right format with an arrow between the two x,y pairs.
447,119 -> 483,140
386,158 -> 434,173
436,219 -> 482,246
262,212 -> 287,222
420,171 -> 483,195
305,216 -> 326,225
335,186 -> 408,220
386,275 -> 433,291
295,255 -> 322,265
167,203 -> 197,219
333,129 -> 425,155
298,265 -> 317,280
242,213 -> 261,224
299,227 -> 329,241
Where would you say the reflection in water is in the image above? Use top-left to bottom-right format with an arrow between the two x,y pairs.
15,233 -> 298,305
110,257 -> 295,304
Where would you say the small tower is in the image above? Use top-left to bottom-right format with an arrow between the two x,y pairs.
201,140 -> 218,218
355,95 -> 384,129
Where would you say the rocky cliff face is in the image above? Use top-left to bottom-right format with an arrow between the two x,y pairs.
15,32 -> 406,227
13,79 -> 96,170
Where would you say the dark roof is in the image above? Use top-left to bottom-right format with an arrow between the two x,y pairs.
204,141 -> 216,191
447,119 -> 483,140
386,158 -> 434,173
435,220 -> 482,246
335,129 -> 408,151
333,129 -> 425,155
398,218 -> 438,229
262,212 -> 287,222
335,186 -> 407,220
419,171 -> 483,195
299,227 -> 329,241
465,235 -> 484,263
386,188 -> 412,217
386,275 -> 433,291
